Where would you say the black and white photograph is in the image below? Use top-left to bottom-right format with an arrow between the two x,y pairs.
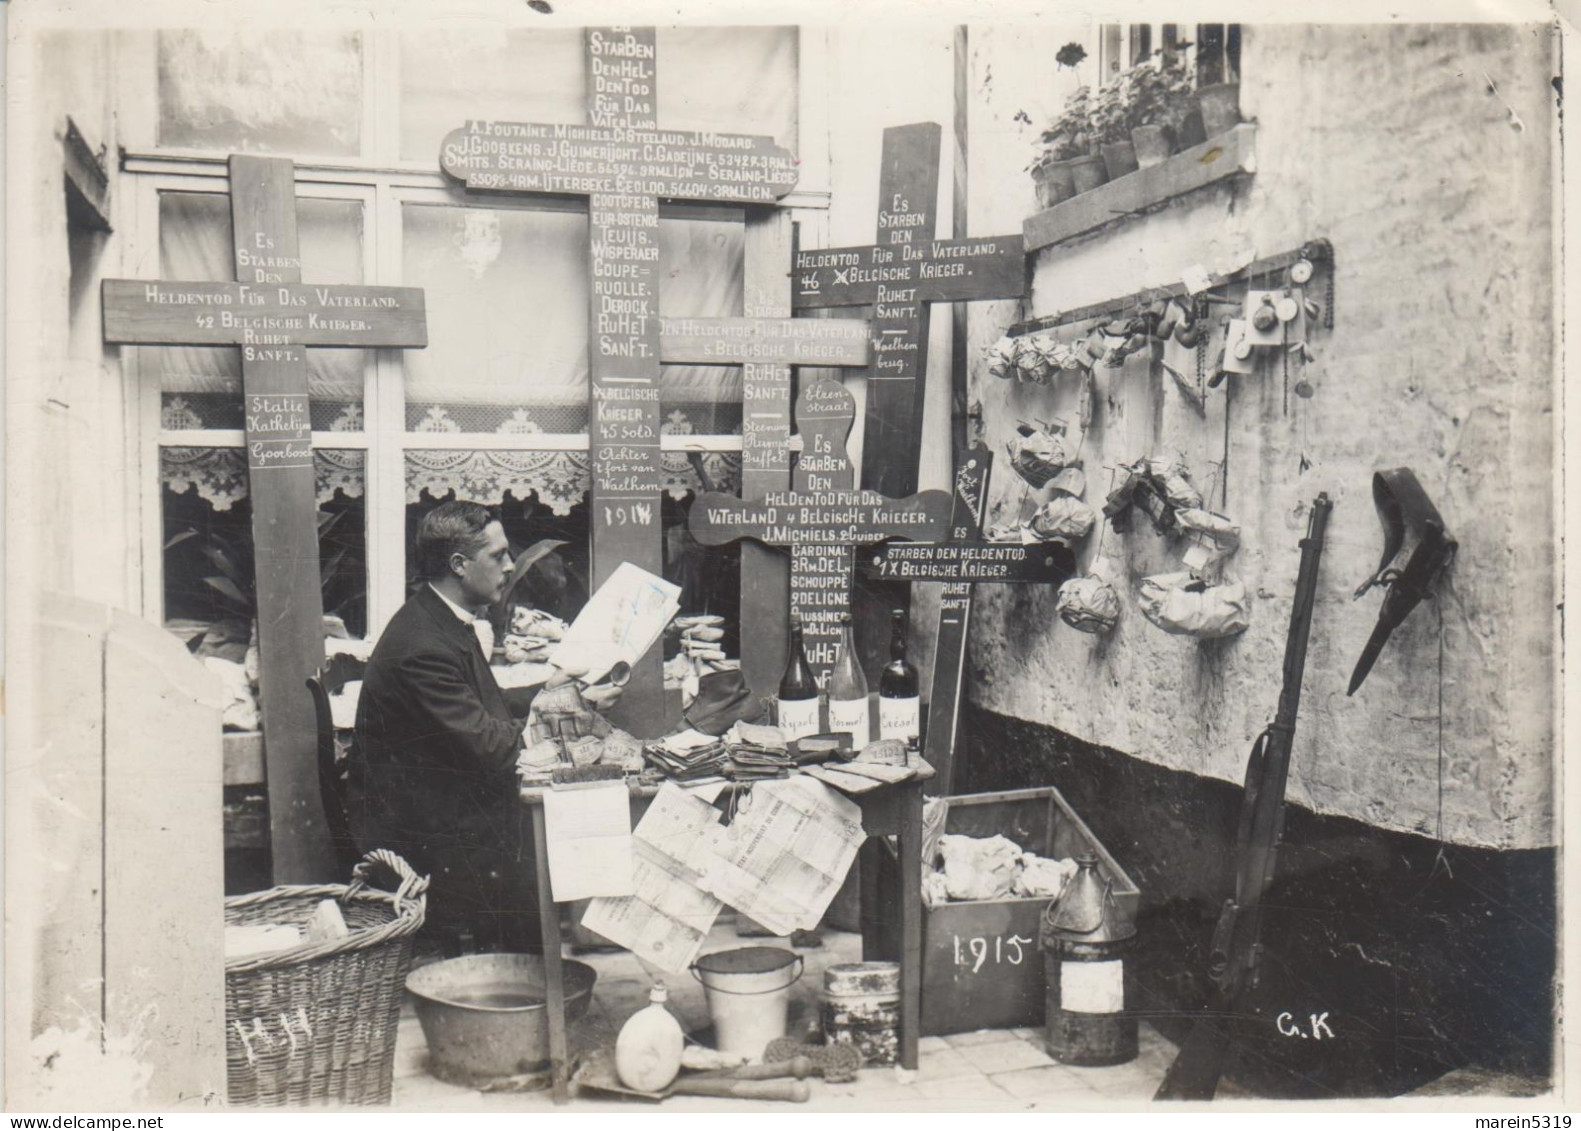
3,0 -> 1570,1116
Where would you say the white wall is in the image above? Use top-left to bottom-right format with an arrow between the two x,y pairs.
964,24 -> 1557,850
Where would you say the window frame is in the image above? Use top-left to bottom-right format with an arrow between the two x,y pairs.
124,26 -> 830,640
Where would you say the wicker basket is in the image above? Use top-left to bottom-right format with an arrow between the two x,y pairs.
224,849 -> 428,1106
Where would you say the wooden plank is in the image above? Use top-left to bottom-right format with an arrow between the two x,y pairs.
586,27 -> 657,129
230,154 -> 335,883
861,123 -> 939,503
104,610 -> 226,1105
791,235 -> 1025,309
101,281 -> 427,347
1022,123 -> 1258,252
923,446 -> 991,796
690,488 -> 952,548
789,376 -> 858,686
860,539 -> 1075,584
29,597 -> 109,1042
737,212 -> 795,698
658,315 -> 869,366
530,808 -> 572,1104
585,52 -> 667,738
438,119 -> 798,204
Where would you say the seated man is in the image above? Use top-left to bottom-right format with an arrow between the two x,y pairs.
347,500 -> 555,952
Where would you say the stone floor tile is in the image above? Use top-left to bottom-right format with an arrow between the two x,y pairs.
990,1064 -> 1104,1102
914,1075 -> 1016,1104
960,1036 -> 1055,1075
943,1028 -> 1020,1048
1065,1056 -> 1166,1100
917,1035 -> 952,1053
916,1046 -> 979,1081
1012,1026 -> 1044,1041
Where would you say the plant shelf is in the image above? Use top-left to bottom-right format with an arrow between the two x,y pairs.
1024,123 -> 1257,252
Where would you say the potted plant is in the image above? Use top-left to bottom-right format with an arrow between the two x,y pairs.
1090,75 -> 1139,182
1029,87 -> 1099,207
1197,75 -> 1242,138
1127,54 -> 1196,168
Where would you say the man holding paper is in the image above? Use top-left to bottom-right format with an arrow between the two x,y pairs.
348,500 -> 621,951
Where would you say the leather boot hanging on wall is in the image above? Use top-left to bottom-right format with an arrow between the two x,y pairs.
1348,468 -> 1457,695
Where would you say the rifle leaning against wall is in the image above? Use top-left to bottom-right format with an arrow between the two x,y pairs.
1155,492 -> 1333,1102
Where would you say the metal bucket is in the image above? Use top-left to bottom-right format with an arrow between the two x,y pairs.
405,953 -> 597,1084
690,947 -> 803,1058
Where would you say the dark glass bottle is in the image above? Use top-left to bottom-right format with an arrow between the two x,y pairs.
878,610 -> 920,742
776,615 -> 821,740
828,612 -> 870,746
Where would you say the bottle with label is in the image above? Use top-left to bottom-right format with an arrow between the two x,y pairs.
878,610 -> 920,742
828,612 -> 870,746
777,615 -> 821,741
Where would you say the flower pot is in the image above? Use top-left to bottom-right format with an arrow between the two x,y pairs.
1100,140 -> 1139,181
1069,155 -> 1108,194
1176,108 -> 1207,149
1130,125 -> 1176,168
1196,82 -> 1241,138
1032,160 -> 1079,210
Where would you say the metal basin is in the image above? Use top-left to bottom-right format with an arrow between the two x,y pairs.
405,953 -> 597,1083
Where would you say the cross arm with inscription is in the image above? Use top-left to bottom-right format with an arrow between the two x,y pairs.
100,155 -> 429,884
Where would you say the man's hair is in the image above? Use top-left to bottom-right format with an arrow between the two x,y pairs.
415,500 -> 498,581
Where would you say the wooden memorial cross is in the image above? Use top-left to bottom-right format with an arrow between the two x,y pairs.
440,27 -> 799,735
688,375 -> 954,687
659,311 -> 870,691
102,155 -> 428,883
856,446 -> 1076,792
791,122 -> 1027,499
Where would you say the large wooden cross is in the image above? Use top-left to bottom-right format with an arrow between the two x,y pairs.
791,122 -> 1027,500
102,155 -> 428,883
855,447 -> 1077,792
440,27 -> 799,735
688,375 -> 953,688
658,307 -> 870,693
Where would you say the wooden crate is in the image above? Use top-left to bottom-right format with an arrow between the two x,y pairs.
872,787 -> 1139,1036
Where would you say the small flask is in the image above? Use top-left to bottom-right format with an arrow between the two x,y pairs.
827,613 -> 870,746
777,615 -> 821,741
614,983 -> 685,1093
878,610 -> 920,742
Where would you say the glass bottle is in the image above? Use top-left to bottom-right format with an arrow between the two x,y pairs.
878,609 -> 920,742
777,615 -> 821,740
827,612 -> 870,746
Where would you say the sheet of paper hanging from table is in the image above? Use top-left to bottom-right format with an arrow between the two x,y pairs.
580,782 -> 725,975
541,781 -> 636,901
701,777 -> 865,937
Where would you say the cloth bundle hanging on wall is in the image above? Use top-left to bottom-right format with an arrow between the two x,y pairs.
1138,572 -> 1250,639
1057,575 -> 1122,634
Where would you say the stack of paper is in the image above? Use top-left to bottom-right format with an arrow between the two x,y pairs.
644,729 -> 729,781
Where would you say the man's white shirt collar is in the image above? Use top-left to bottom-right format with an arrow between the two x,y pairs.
430,584 -> 495,656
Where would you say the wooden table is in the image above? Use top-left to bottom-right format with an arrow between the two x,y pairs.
520,765 -> 933,1103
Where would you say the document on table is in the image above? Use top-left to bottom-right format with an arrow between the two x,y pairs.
581,782 -> 725,976
542,783 -> 635,901
551,562 -> 681,682
701,777 -> 866,937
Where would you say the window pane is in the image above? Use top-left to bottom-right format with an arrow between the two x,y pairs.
402,204 -> 744,434
162,449 -> 368,645
157,29 -> 363,157
402,203 -> 590,433
151,192 -> 365,427
399,27 -> 796,163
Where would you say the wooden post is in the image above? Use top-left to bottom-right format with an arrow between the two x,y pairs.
101,155 -> 428,882
439,26 -> 800,736
687,377 -> 954,689
658,311 -> 869,691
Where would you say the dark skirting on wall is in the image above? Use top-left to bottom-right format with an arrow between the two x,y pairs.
958,706 -> 1556,1099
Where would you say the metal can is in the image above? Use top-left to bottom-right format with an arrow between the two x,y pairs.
1041,852 -> 1138,1066
821,962 -> 900,1067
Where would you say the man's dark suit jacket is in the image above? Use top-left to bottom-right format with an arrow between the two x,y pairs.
347,584 -> 536,945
